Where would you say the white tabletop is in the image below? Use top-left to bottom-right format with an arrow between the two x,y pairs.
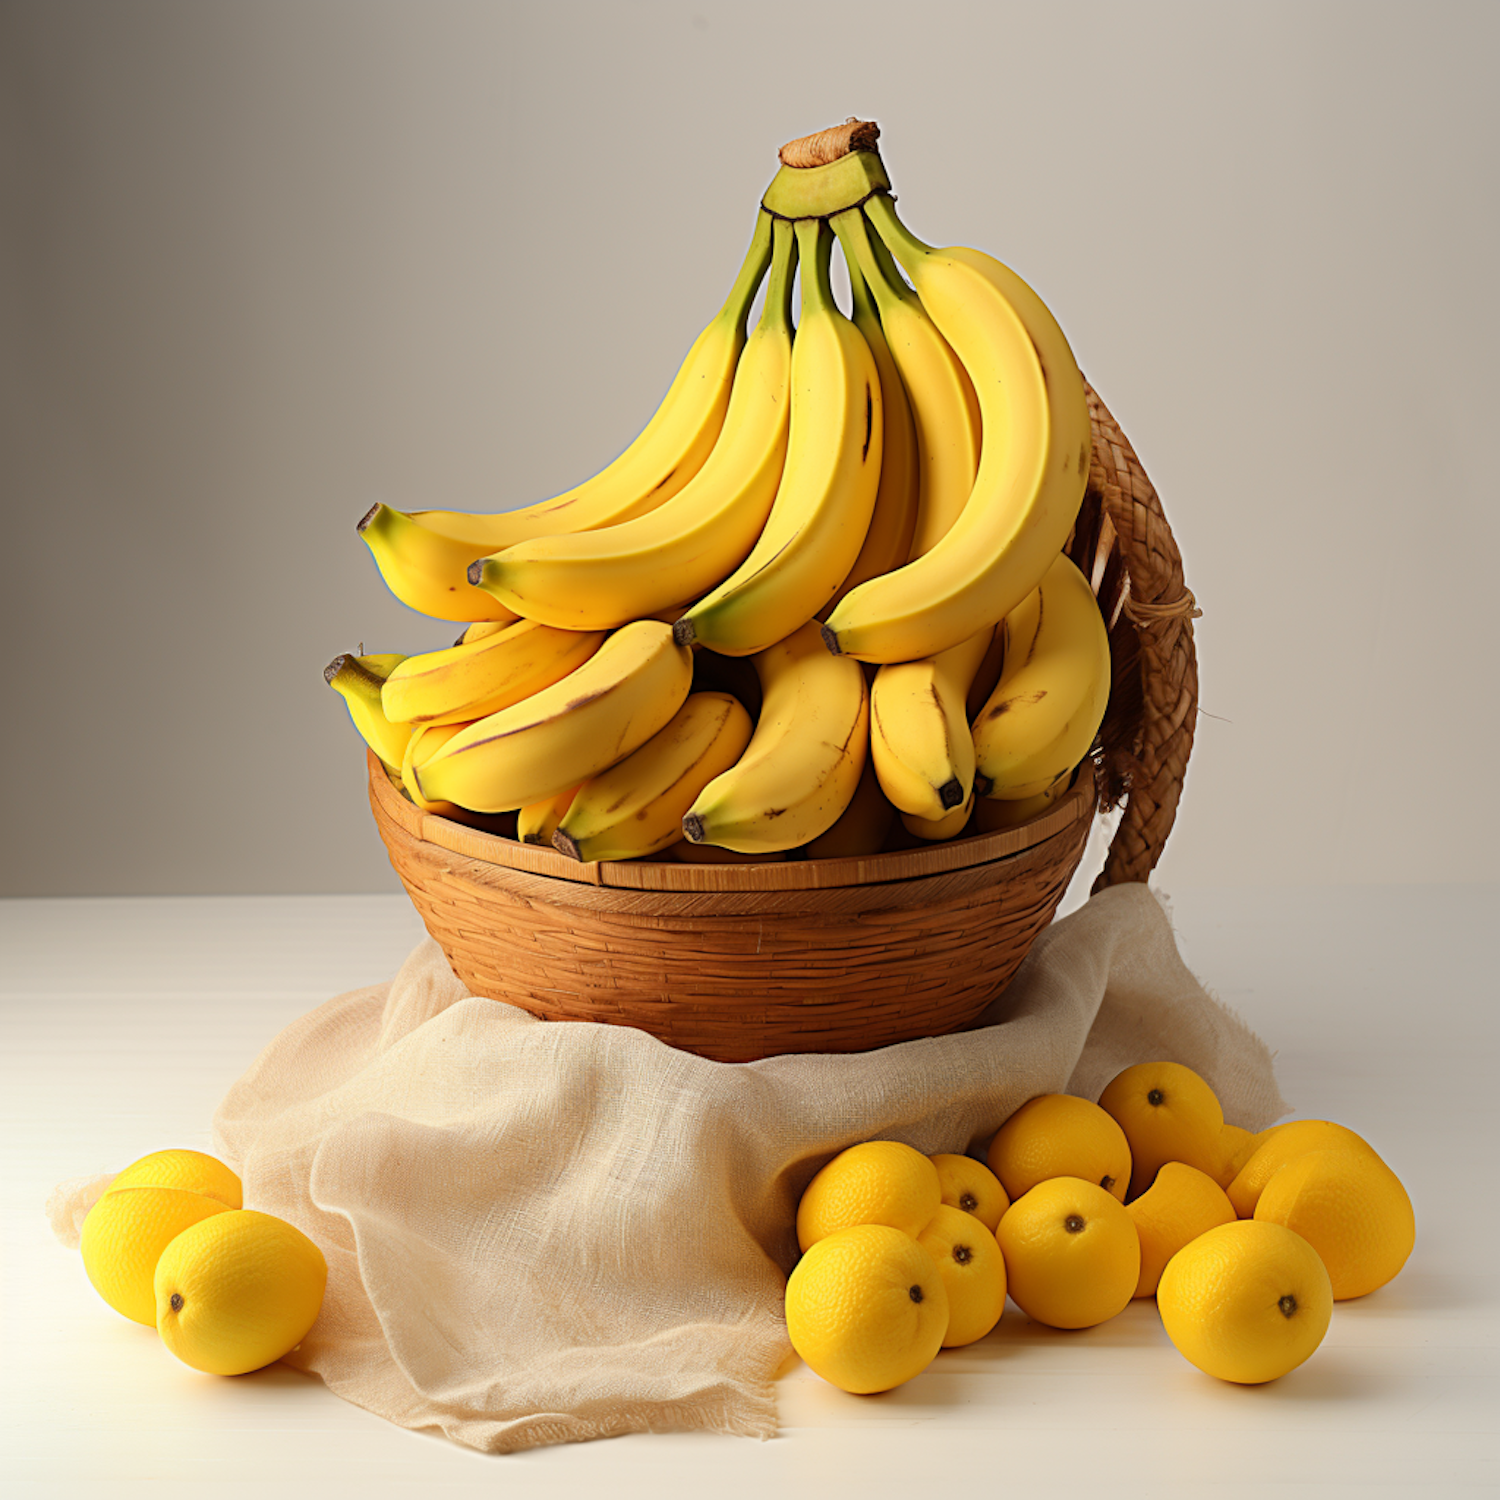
3,883 -> 1496,1497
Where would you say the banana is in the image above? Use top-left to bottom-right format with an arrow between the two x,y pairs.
868,625 -> 997,821
380,618 -> 607,727
971,551 -> 1110,800
675,217 -> 883,656
325,652 -> 411,769
517,784 -> 580,846
900,791 -> 975,842
413,619 -> 692,812
822,234 -> 920,610
469,219 -> 798,630
356,213 -> 775,621
830,206 -> 980,562
972,775 -> 1070,833
802,750 -> 895,860
458,620 -> 509,646
355,504 -> 523,624
822,193 -> 1090,663
401,719 -> 472,813
681,617 -> 869,853
553,691 -> 753,863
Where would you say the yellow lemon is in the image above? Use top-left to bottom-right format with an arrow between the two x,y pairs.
1157,1219 -> 1333,1383
154,1209 -> 328,1375
1123,1161 -> 1237,1298
784,1223 -> 949,1393
107,1149 -> 243,1209
1253,1145 -> 1415,1299
929,1153 -> 1009,1232
1212,1124 -> 1260,1188
985,1094 -> 1131,1204
796,1141 -> 942,1252
79,1186 -> 233,1325
995,1177 -> 1140,1329
1227,1120 -> 1377,1217
915,1204 -> 1007,1347
1097,1061 -> 1226,1199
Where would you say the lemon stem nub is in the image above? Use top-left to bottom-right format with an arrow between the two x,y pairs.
1278,1294 -> 1298,1319
1147,1089 -> 1165,1106
908,1285 -> 924,1303
1064,1215 -> 1085,1234
170,1292 -> 183,1311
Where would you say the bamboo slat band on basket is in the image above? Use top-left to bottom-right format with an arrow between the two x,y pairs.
779,119 -> 879,167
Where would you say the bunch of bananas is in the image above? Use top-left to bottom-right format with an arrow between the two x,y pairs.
330,122 -> 1112,864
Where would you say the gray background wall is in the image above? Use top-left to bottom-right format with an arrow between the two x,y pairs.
3,0 -> 1495,897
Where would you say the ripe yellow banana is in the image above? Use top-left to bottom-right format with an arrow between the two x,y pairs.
831,206 -> 980,562
676,217 -> 883,656
823,235 -> 920,611
823,194 -> 1089,663
458,620 -> 509,646
553,691 -> 753,863
357,213 -> 775,621
401,719 -> 472,814
380,618 -> 606,727
972,775 -> 1070,832
470,219 -> 798,630
901,790 -> 975,842
869,625 -> 997,821
972,552 -> 1110,800
325,652 -> 410,770
517,784 -> 580,846
356,504 -> 523,625
413,619 -> 692,812
802,751 -> 895,860
681,618 -> 869,852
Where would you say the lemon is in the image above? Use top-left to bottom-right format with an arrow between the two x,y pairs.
915,1204 -> 1007,1347
1212,1124 -> 1260,1188
796,1141 -> 942,1252
929,1152 -> 1009,1232
986,1093 -> 1131,1203
1097,1061 -> 1226,1199
1158,1219 -> 1333,1383
80,1186 -> 233,1325
107,1148 -> 243,1209
784,1224 -> 949,1393
154,1209 -> 328,1375
1123,1161 -> 1236,1298
995,1176 -> 1139,1329
1227,1120 -> 1376,1217
1253,1145 -> 1415,1299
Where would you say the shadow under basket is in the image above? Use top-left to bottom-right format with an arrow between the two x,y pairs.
367,383 -> 1200,1063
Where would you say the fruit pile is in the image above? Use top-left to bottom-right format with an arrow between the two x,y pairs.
77,1149 -> 326,1376
328,121 -> 1110,861
786,1063 -> 1416,1391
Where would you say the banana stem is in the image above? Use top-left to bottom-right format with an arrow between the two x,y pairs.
863,192 -> 934,277
716,210 -> 776,334
758,217 -> 798,336
793,218 -> 836,318
831,207 -> 913,322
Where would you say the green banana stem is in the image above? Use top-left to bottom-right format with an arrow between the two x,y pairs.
793,217 -> 836,318
832,205 -> 918,321
759,216 -> 798,336
715,210 -> 776,335
862,192 -> 934,275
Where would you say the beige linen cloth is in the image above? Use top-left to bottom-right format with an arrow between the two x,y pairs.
50,882 -> 1285,1452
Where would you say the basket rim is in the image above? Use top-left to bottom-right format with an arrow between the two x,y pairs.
366,747 -> 1098,894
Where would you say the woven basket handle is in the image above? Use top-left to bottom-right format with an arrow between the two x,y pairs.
1084,382 -> 1200,891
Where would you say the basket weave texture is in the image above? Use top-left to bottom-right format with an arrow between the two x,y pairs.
368,383 -> 1196,1062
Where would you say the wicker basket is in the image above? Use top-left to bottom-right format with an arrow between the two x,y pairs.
368,384 -> 1198,1062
